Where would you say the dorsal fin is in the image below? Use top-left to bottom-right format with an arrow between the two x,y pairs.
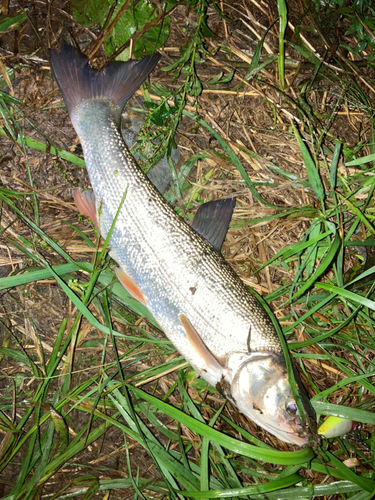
191,198 -> 236,251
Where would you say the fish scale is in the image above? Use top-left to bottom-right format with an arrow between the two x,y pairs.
49,42 -> 316,446
75,102 -> 282,360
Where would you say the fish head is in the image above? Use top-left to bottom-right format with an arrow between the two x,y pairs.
230,353 -> 315,446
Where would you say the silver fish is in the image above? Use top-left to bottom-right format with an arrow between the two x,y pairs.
49,42 -> 316,446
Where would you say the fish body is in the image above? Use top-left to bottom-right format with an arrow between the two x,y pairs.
49,43 -> 316,446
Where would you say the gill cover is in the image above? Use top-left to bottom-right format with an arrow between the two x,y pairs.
231,353 -> 311,446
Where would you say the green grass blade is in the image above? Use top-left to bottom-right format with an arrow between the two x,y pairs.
180,473 -> 301,498
0,191 -> 82,266
325,452 -> 374,492
183,110 -> 281,209
131,386 -> 315,465
316,282 -> 375,311
254,231 -> 331,276
330,140 -> 342,189
277,0 -> 287,91
291,122 -> 324,203
313,402 -> 375,425
247,21 -> 276,81
0,126 -> 85,166
287,232 -> 341,303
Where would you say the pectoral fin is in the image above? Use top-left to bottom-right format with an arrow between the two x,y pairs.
191,198 -> 236,251
179,314 -> 222,372
115,267 -> 147,306
73,188 -> 99,228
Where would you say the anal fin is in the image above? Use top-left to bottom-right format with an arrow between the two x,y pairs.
179,314 -> 222,372
115,267 -> 147,306
73,188 -> 99,229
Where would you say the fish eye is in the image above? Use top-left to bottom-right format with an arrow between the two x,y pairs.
286,401 -> 298,415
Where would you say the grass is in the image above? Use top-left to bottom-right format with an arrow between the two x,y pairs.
1,0 -> 375,498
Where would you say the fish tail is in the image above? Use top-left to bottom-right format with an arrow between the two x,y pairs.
49,41 -> 160,122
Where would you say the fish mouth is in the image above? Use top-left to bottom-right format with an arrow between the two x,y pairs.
261,408 -> 319,447
252,413 -> 312,446
236,392 -> 315,446
272,423 -> 311,446
280,431 -> 310,447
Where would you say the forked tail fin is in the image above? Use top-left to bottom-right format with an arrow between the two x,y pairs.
49,42 -> 160,123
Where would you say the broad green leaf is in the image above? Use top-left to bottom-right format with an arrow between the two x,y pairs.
72,0 -> 170,57
0,12 -> 27,33
72,0 -> 110,26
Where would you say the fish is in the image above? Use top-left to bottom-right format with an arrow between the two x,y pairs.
49,42 -> 316,446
